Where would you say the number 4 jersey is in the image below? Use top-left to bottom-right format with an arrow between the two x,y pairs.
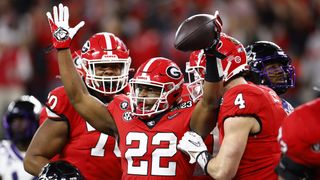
43,86 -> 122,180
218,83 -> 287,179
108,94 -> 196,180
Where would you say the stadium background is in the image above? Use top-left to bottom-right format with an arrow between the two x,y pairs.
0,0 -> 319,138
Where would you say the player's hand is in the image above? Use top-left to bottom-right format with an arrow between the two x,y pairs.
46,3 -> 85,50
204,11 -> 225,57
211,11 -> 222,47
202,11 -> 225,82
177,131 -> 208,164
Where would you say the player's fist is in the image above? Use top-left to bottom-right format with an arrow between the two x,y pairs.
177,131 -> 208,164
46,3 -> 85,50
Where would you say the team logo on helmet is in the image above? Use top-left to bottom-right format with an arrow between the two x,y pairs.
234,56 -> 241,63
166,66 -> 182,79
81,41 -> 90,53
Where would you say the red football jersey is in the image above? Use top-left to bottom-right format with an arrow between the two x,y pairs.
108,94 -> 195,180
279,98 -> 320,167
42,86 -> 122,180
39,107 -> 47,125
218,83 -> 287,179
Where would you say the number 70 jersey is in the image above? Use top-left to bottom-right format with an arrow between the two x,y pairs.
108,94 -> 196,180
43,86 -> 122,180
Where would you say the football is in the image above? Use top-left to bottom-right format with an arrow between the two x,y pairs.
174,14 -> 219,51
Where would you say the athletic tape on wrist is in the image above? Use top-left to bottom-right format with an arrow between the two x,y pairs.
196,150 -> 213,175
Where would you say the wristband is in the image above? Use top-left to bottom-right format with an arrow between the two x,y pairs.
196,150 -> 213,175
204,54 -> 224,82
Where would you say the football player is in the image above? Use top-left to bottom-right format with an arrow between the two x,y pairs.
44,3 -> 223,179
276,98 -> 320,179
24,32 -> 131,179
178,33 -> 287,179
245,41 -> 296,114
0,95 -> 42,179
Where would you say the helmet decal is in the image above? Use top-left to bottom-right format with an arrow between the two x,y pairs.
129,57 -> 184,118
81,40 -> 90,53
166,66 -> 182,79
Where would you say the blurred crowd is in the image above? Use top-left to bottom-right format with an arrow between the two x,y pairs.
0,0 -> 319,137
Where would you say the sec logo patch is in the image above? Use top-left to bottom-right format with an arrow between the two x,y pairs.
120,101 -> 129,110
123,111 -> 133,121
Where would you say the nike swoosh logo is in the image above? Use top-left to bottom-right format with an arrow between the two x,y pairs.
188,139 -> 201,147
167,112 -> 180,120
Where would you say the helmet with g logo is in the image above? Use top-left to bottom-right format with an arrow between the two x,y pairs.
129,57 -> 184,117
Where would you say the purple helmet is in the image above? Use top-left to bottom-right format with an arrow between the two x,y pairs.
246,41 -> 295,95
2,95 -> 42,144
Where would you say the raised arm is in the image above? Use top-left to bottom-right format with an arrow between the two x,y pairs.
46,4 -> 116,135
190,13 -> 224,137
190,78 -> 223,137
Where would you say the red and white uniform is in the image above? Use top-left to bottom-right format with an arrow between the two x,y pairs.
108,94 -> 195,180
42,86 -> 122,180
218,83 -> 287,179
279,98 -> 320,168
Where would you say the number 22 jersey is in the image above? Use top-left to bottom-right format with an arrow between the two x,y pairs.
108,94 -> 195,180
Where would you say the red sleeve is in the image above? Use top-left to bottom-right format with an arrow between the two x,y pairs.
45,86 -> 73,121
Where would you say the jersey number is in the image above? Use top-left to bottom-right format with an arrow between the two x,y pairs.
125,132 -> 177,176
234,93 -> 245,109
86,121 -> 120,157
47,94 -> 120,158
47,94 -> 58,110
